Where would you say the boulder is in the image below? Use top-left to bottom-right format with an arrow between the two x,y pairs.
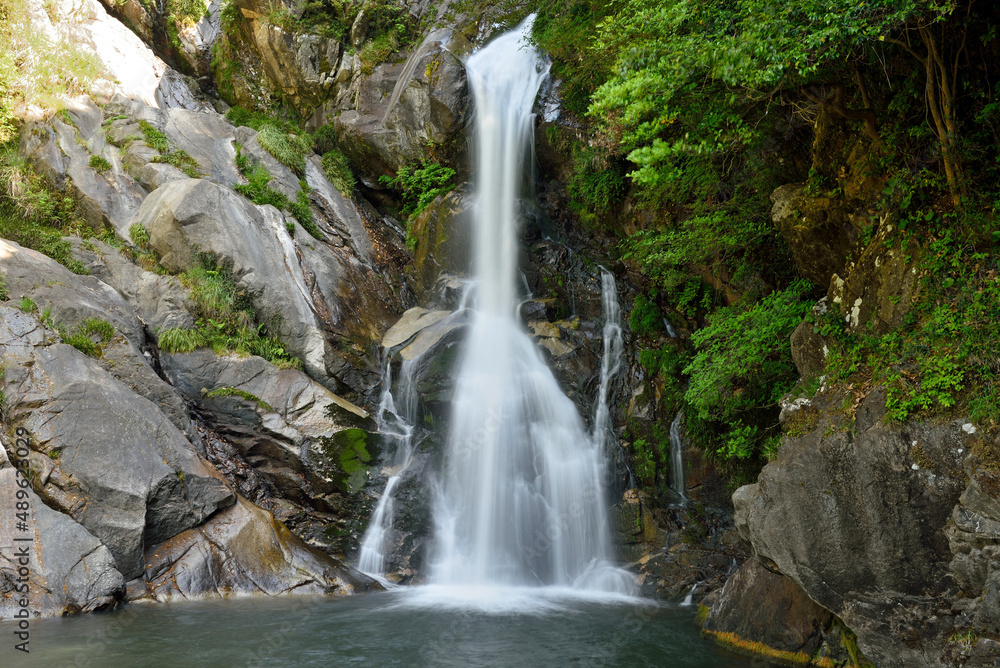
733,386 -> 972,668
0,305 -> 235,580
0,438 -> 125,619
140,497 -> 377,600
407,188 -> 472,300
704,558 -> 833,657
329,29 -> 469,184
136,178 -> 331,381
770,184 -> 859,287
4,238 -> 198,442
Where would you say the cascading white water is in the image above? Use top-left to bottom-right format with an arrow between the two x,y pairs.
428,16 -> 631,594
669,412 -> 688,506
593,268 -> 623,455
357,358 -> 419,577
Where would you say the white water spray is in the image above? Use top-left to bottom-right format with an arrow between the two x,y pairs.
428,16 -> 631,593
669,412 -> 687,506
357,358 -> 419,578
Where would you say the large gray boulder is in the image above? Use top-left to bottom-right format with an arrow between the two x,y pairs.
733,386 -> 976,668
328,29 -> 469,185
0,438 -> 125,619
136,178 -> 331,381
139,497 -> 376,600
0,305 -> 235,580
3,238 -> 199,442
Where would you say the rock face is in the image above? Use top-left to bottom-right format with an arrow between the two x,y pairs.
327,29 -> 470,185
732,385 -> 993,667
704,559 -> 839,660
139,497 -> 374,600
0,438 -> 125,617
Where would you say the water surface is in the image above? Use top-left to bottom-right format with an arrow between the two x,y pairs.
4,590 -> 773,667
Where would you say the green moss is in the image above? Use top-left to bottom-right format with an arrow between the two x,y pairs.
318,428 -> 372,494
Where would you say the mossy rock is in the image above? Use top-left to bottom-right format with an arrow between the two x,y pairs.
313,427 -> 380,494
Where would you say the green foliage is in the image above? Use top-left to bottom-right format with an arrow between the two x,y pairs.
158,327 -> 207,353
138,120 -> 169,152
379,161 -> 456,217
629,294 -> 663,337
88,154 -> 111,173
129,223 -> 150,249
59,317 -> 114,357
0,144 -> 88,274
0,0 -> 102,137
160,255 -> 302,368
684,280 -> 814,460
567,145 -> 626,218
233,144 -> 318,237
826,233 -> 1000,425
0,274 -> 7,301
140,121 -> 202,177
151,149 -> 201,178
320,148 -> 355,196
357,0 -> 419,75
203,386 -> 273,411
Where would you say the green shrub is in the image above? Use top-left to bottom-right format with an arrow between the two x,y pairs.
684,280 -> 813,460
138,121 -> 169,152
88,154 -> 111,173
379,161 -> 456,217
321,148 -> 355,196
129,223 -> 150,248
158,256 -> 302,368
233,144 -> 318,237
629,294 -> 663,337
81,318 -> 114,342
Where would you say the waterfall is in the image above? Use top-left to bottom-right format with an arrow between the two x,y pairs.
669,412 -> 687,506
357,358 -> 419,578
427,16 -> 631,594
593,268 -> 623,455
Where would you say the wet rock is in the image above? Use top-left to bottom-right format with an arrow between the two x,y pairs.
140,497 -> 378,600
704,559 -> 833,656
330,30 -> 470,184
407,188 -> 472,300
382,307 -> 452,348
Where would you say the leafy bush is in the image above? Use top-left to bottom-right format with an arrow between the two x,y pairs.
233,144 -> 319,237
629,294 -> 663,337
684,280 -> 813,459
379,161 -> 456,217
